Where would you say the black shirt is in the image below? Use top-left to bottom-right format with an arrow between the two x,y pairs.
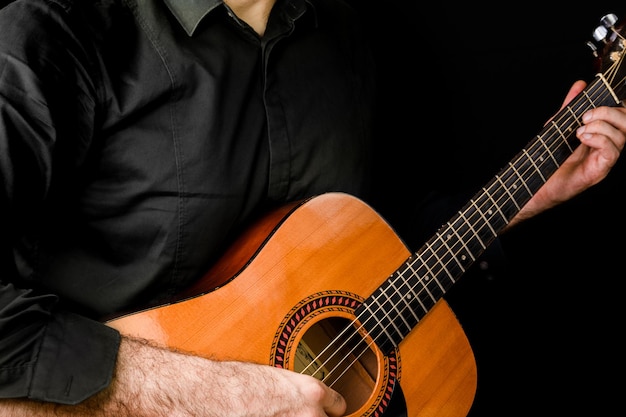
0,0 -> 376,403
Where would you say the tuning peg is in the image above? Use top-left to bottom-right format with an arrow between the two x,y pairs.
586,40 -> 599,57
600,13 -> 618,29
593,25 -> 609,43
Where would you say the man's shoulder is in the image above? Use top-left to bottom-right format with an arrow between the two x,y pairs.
0,0 -> 134,23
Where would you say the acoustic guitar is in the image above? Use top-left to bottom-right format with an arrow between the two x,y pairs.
107,14 -> 626,416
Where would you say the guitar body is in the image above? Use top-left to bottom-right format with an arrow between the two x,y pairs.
108,192 -> 477,416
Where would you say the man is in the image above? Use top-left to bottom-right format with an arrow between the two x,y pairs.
0,0 -> 624,416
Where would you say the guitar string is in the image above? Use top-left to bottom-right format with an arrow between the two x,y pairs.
311,78 -> 609,386
302,77 -> 605,381
302,56 -> 626,389
310,79 -> 608,386
315,46 -> 626,389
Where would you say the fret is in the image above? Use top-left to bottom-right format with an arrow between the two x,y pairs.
443,225 -> 476,264
566,105 -> 581,124
521,148 -> 547,183
411,261 -> 446,305
358,258 -> 440,352
420,234 -> 470,291
403,261 -> 432,314
422,240 -> 451,291
376,293 -> 410,342
482,187 -> 509,227
469,198 -> 497,237
379,279 -> 413,334
537,131 -> 561,167
536,119 -> 577,158
447,215 -> 488,262
410,266 -> 444,305
440,228 -> 476,279
472,190 -> 510,232
582,89 -> 596,109
460,206 -> 496,249
433,230 -> 466,275
416,266 -> 443,301
389,278 -> 420,324
494,173 -> 522,212
359,297 -> 399,351
456,210 -> 486,250
550,119 -> 575,153
502,170 -> 525,195
407,263 -> 436,304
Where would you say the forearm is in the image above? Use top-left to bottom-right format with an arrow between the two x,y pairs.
0,336 -> 344,417
1,337 -> 238,417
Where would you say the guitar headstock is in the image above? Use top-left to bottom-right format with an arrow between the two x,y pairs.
587,13 -> 626,101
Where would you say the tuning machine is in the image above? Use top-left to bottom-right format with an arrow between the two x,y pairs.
587,13 -> 621,58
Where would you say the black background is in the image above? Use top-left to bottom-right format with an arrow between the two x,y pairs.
356,2 -> 626,416
1,0 -> 624,415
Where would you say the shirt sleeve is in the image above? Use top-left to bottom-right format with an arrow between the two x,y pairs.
0,1 -> 121,404
0,282 -> 121,404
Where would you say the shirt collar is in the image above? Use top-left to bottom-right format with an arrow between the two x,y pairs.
163,0 -> 224,36
162,0 -> 314,37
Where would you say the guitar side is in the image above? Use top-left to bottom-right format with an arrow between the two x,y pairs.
107,192 -> 477,417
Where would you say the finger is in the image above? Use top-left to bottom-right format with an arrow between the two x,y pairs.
581,107 -> 626,150
559,80 -> 587,110
322,387 -> 346,417
546,81 -> 587,125
581,113 -> 626,150
577,125 -> 624,159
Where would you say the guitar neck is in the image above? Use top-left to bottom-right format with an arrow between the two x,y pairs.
359,75 -> 621,353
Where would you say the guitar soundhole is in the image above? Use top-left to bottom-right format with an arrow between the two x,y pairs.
295,317 -> 380,414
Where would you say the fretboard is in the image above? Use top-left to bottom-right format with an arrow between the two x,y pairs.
357,75 -> 621,353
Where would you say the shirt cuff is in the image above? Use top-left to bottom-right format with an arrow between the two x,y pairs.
29,311 -> 121,405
